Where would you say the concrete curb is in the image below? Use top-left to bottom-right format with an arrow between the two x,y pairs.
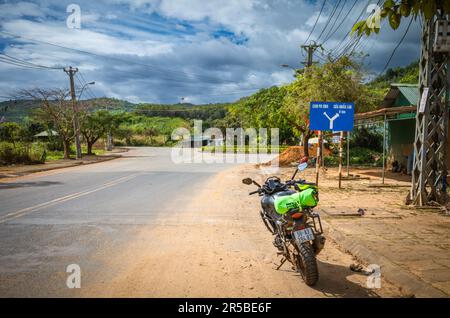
323,220 -> 447,298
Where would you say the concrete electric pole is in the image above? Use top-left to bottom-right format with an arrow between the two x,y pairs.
301,41 -> 323,185
411,11 -> 450,205
301,41 -> 322,67
64,66 -> 83,160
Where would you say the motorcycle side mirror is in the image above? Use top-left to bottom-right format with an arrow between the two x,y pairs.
242,178 -> 253,185
298,162 -> 308,171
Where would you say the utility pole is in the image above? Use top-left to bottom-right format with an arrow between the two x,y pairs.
301,41 -> 322,67
411,10 -> 450,205
64,66 -> 82,160
105,103 -> 113,151
302,41 -> 323,186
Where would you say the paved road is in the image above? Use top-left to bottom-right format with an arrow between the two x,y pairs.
0,147 -> 251,297
0,147 -> 401,297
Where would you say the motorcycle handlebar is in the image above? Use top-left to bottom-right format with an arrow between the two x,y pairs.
286,179 -> 305,186
249,190 -> 260,195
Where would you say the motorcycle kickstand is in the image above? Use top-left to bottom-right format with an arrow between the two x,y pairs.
275,257 -> 287,270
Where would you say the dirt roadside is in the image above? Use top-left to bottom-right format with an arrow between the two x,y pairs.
83,164 -> 404,297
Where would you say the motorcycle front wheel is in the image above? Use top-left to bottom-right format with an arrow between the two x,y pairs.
295,242 -> 319,286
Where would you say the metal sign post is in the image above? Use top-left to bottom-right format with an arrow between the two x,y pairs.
346,131 -> 350,177
382,114 -> 387,184
338,131 -> 344,189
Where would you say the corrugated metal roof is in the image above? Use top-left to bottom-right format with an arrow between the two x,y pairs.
34,130 -> 58,137
395,85 -> 419,106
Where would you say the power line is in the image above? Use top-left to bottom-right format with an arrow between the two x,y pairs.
0,30 -> 238,85
321,0 -> 346,44
380,17 -> 414,74
77,71 -> 97,100
322,0 -> 359,45
1,43 -> 263,92
0,54 -> 61,70
303,0 -> 327,45
0,53 -> 62,69
329,0 -> 372,55
75,73 -> 96,100
316,0 -> 342,43
335,0 -> 385,58
0,57 -> 46,70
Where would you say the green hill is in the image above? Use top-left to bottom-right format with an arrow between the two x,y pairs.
0,97 -> 230,123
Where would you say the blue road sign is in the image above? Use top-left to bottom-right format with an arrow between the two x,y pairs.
309,101 -> 354,131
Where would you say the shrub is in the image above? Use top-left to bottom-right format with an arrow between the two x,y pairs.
350,127 -> 383,153
0,142 -> 15,164
0,142 -> 46,165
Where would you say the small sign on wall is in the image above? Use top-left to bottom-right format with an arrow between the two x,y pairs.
419,87 -> 429,113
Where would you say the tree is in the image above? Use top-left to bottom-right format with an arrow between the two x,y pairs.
0,122 -> 21,146
282,56 -> 365,156
79,110 -> 113,155
19,117 -> 46,143
352,0 -> 450,36
19,88 -> 74,159
226,86 -> 294,145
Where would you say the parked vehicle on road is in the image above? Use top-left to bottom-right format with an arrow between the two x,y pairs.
242,157 -> 325,286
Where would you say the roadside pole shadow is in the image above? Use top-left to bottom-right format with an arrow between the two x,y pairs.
312,260 -> 381,298
0,181 -> 63,190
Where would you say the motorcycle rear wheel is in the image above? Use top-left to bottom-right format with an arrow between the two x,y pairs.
296,242 -> 319,286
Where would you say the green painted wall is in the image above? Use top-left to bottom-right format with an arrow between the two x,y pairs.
394,94 -> 411,107
388,118 -> 415,165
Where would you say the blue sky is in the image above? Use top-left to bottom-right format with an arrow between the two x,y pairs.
0,0 -> 421,104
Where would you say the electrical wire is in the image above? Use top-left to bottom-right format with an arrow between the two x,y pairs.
322,0 -> 359,45
303,0 -> 327,45
0,53 -> 62,69
379,17 -> 414,75
329,0 -> 372,55
321,0 -> 346,44
77,71 -> 97,100
0,54 -> 61,70
0,30 -> 238,85
316,0 -> 342,43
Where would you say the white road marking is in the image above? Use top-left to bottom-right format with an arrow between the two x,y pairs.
0,173 -> 141,224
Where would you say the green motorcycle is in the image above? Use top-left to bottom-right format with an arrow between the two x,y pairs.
242,157 -> 325,286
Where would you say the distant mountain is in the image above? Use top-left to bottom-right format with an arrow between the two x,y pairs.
0,97 -> 231,122
0,99 -> 41,122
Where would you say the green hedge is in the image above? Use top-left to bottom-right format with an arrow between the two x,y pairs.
0,142 -> 47,165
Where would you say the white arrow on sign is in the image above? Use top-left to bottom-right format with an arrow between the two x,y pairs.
323,112 -> 339,130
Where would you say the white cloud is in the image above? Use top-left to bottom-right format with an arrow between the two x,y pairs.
2,19 -> 174,57
306,12 -> 328,27
0,1 -> 43,18
0,0 -> 422,104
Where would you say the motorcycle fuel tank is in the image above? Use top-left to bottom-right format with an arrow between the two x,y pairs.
260,190 -> 296,216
